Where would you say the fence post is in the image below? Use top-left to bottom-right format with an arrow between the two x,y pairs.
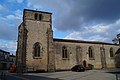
1,72 -> 3,80
116,74 -> 118,80
3,72 -> 5,80
1,72 -> 5,80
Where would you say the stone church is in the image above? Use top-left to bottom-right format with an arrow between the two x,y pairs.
16,9 -> 119,72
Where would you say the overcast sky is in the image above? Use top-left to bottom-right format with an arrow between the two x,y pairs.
0,0 -> 120,54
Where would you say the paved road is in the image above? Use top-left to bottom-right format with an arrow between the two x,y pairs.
0,71 -> 60,80
0,69 -> 120,80
26,69 -> 120,80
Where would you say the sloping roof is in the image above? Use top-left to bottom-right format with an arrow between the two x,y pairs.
53,38 -> 118,45
115,48 -> 120,54
9,54 -> 15,57
0,49 -> 10,54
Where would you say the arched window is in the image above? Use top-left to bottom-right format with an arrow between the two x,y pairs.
33,42 -> 40,57
110,47 -> 114,58
39,14 -> 42,20
34,13 -> 38,20
88,46 -> 94,59
62,46 -> 68,58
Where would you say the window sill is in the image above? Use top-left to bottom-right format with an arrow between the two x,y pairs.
62,58 -> 69,60
89,58 -> 95,60
33,57 -> 42,59
110,57 -> 114,59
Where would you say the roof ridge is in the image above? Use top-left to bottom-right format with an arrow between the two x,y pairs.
53,38 -> 117,45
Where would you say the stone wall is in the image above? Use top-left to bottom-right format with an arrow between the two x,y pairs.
17,9 -> 120,73
54,40 -> 119,70
22,9 -> 52,72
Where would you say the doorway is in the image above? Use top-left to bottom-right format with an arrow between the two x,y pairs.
83,60 -> 87,68
2,63 -> 7,70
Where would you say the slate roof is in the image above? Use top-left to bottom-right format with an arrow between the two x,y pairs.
53,38 -> 119,45
115,48 -> 120,54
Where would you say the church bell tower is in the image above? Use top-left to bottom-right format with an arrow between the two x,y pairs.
16,9 -> 55,72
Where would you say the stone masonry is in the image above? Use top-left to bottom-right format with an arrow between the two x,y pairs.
16,9 -> 119,72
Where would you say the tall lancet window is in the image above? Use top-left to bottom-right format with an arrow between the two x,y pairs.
88,46 -> 95,60
33,42 -> 40,58
110,47 -> 114,58
62,46 -> 68,59
39,14 -> 42,21
34,13 -> 38,20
